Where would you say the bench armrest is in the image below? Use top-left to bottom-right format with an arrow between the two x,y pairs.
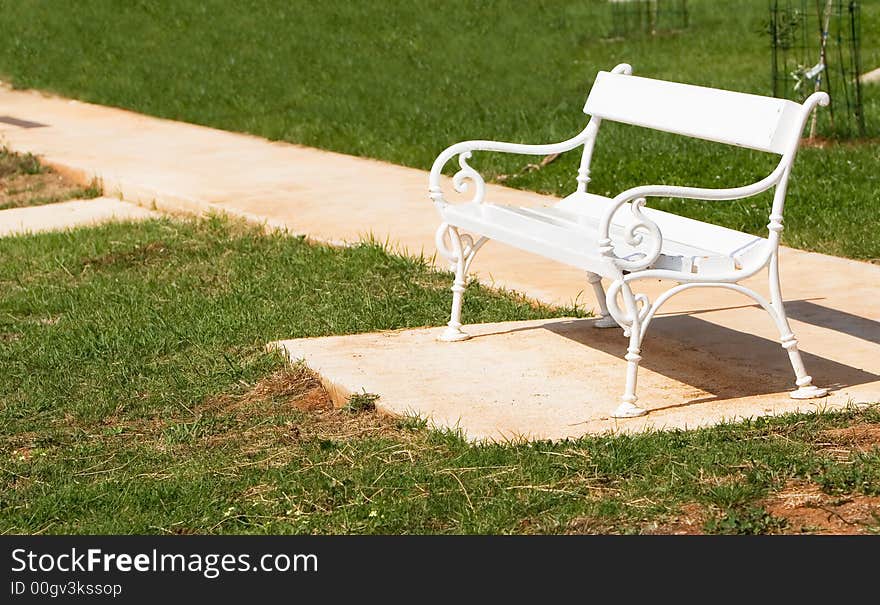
597,90 -> 829,272
598,166 -> 788,272
430,62 -> 634,206
428,131 -> 591,206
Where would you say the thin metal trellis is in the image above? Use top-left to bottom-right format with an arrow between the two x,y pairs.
609,0 -> 689,38
769,0 -> 866,137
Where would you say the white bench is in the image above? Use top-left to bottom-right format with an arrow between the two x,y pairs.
428,63 -> 830,418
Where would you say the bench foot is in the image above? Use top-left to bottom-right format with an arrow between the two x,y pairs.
612,401 -> 647,418
592,315 -> 620,329
790,385 -> 829,400
438,326 -> 471,342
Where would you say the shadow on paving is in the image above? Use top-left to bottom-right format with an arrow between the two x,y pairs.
532,302 -> 879,409
784,300 -> 880,347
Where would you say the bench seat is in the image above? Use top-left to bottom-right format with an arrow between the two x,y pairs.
440,191 -> 766,277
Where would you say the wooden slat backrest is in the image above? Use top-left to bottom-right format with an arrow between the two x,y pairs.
583,71 -> 805,154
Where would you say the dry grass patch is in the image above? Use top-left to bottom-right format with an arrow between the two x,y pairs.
201,366 -> 403,441
169,366 -> 411,471
0,147 -> 100,209
202,366 -> 332,416
819,423 -> 880,454
761,480 -> 880,535
641,503 -> 707,535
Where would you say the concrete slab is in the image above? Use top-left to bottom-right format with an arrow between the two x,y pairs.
275,315 -> 877,441
1,84 -> 877,439
0,197 -> 159,237
861,67 -> 880,84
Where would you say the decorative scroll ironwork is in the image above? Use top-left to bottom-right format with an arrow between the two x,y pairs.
451,151 -> 486,205
435,222 -> 487,275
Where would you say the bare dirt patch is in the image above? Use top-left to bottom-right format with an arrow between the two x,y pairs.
200,366 -> 404,448
0,148 -> 98,210
761,480 -> 880,534
819,423 -> 880,454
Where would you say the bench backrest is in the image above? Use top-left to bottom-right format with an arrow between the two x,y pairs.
583,71 -> 805,155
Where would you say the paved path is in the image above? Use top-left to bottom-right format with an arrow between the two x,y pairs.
2,84 -> 877,437
0,197 -> 158,237
861,67 -> 880,84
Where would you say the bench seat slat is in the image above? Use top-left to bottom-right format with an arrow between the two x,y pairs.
440,194 -> 766,277
555,192 -> 766,261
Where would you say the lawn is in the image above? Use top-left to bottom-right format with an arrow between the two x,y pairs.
0,1 -> 879,260
1,218 -> 878,534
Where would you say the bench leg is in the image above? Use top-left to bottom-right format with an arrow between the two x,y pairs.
768,258 -> 828,399
440,262 -> 470,342
437,225 -> 486,342
613,282 -> 647,418
587,272 -> 619,328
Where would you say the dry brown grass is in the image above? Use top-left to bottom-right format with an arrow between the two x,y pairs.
0,147 -> 99,209
819,423 -> 880,454
640,503 -> 707,535
761,480 -> 880,535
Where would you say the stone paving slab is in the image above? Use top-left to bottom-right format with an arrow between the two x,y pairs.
2,84 -> 877,438
0,197 -> 159,237
274,316 -> 875,441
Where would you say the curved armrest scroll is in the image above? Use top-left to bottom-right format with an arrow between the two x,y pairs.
428,130 -> 592,206
597,165 -> 788,272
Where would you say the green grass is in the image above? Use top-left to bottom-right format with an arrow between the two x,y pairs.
0,1 -> 878,259
1,218 -> 877,534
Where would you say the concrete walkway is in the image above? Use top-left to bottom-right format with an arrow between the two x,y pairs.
0,197 -> 158,237
2,84 -> 877,438
861,67 -> 880,84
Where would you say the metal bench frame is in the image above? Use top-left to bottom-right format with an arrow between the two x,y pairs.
428,63 -> 830,418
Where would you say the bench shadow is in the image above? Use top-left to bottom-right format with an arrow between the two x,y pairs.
537,314 -> 877,407
468,301 -> 878,409
601,297 -> 880,348
783,300 -> 880,347
622,298 -> 880,351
